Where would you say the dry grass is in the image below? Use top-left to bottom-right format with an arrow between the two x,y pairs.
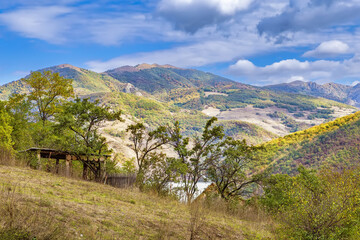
0,165 -> 273,239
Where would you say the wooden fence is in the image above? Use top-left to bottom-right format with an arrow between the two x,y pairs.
105,173 -> 136,188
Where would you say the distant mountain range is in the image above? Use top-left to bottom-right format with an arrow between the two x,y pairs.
264,80 -> 360,107
2,63 -> 359,171
0,63 -> 356,140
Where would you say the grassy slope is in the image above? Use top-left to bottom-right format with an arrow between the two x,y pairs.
0,165 -> 272,239
260,111 -> 360,174
0,66 -> 127,99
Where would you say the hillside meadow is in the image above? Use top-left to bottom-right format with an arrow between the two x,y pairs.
0,164 -> 273,240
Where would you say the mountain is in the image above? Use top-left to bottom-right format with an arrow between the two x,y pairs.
105,63 -> 251,93
260,111 -> 360,174
264,80 -> 360,107
0,63 -> 356,140
105,64 -> 356,135
0,64 -> 143,99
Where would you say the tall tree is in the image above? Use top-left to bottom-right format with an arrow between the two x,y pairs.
0,101 -> 13,152
207,138 -> 263,200
168,117 -> 224,203
5,94 -> 33,150
24,70 -> 74,125
126,123 -> 183,193
126,123 -> 169,176
56,98 -> 122,180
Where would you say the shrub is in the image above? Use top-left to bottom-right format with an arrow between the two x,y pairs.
261,167 -> 360,240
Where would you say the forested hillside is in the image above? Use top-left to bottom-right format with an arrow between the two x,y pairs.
260,111 -> 360,174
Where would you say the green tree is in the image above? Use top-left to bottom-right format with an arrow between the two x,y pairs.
207,138 -> 263,200
141,152 -> 183,195
168,117 -> 224,203
5,94 -> 33,150
126,123 -> 171,189
261,166 -> 360,240
24,70 -> 74,125
0,101 -> 13,152
56,98 -> 122,180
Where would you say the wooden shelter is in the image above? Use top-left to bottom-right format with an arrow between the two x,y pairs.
21,148 -> 111,180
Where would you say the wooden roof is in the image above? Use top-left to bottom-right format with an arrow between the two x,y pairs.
20,148 -> 111,161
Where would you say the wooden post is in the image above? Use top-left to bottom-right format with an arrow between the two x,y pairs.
37,150 -> 41,170
55,158 -> 60,174
66,154 -> 71,177
83,161 -> 88,180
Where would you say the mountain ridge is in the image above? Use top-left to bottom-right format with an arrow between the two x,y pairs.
264,80 -> 360,107
105,64 -> 251,93
0,63 -> 356,141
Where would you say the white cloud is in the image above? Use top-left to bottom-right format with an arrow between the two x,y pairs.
288,75 -> 306,82
228,56 -> 360,84
86,36 -> 272,72
258,0 -> 360,36
303,40 -> 351,58
159,0 -> 254,15
0,5 -> 184,46
87,14 -> 177,46
0,6 -> 72,43
157,0 -> 255,33
228,60 -> 256,74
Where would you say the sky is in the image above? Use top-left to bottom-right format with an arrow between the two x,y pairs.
1,0 -> 360,86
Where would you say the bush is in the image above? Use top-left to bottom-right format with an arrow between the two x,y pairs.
261,167 -> 360,240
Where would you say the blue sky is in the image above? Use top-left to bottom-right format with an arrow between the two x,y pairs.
1,0 -> 360,86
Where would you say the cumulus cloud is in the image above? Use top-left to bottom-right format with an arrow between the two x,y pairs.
0,6 -> 72,43
0,4 -> 182,46
303,40 -> 351,58
87,14 -> 179,46
86,36 -> 272,72
228,56 -> 360,84
257,0 -> 360,36
157,0 -> 255,33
